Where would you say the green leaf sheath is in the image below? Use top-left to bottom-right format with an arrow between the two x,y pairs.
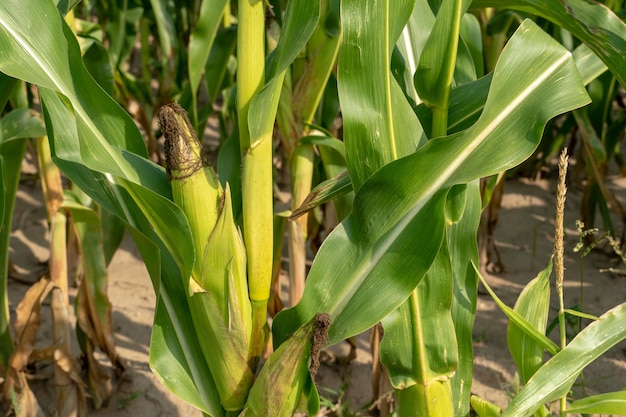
274,20 -> 590,348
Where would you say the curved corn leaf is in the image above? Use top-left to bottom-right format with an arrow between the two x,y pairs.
566,390 -> 626,415
470,0 -> 626,88
0,109 -> 47,142
129,228 -> 223,417
416,41 -> 607,139
471,395 -> 502,417
289,171 -> 351,221
476,264 -> 559,355
507,260 -> 552,384
274,19 -> 591,347
0,5 -> 146,160
502,302 -> 626,417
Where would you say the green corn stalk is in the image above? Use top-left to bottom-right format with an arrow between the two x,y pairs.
237,0 -> 272,363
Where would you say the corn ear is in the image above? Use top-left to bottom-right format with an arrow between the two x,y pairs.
198,183 -> 251,336
160,102 -> 222,292
188,285 -> 254,411
160,103 -> 254,412
188,184 -> 254,411
241,314 -> 330,417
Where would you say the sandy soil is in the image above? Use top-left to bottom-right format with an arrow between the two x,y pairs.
6,160 -> 626,416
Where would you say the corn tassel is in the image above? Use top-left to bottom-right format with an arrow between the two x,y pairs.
161,103 -> 222,293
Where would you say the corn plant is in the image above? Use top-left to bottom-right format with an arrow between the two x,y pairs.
1,0 -> 626,416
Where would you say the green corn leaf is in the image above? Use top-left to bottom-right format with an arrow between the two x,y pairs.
0,4 -> 147,160
381,183 -> 478,416
205,27 -> 237,105
448,179 -> 481,416
299,134 -> 346,159
563,309 -> 598,321
414,0 -> 466,111
394,0 -> 435,104
274,19 -> 591,347
445,183 -> 468,225
0,72 -> 17,110
476,264 -> 559,355
129,228 -> 224,417
566,390 -> 626,415
573,44 -> 608,86
471,395 -> 502,417
339,0 -> 425,191
188,0 -> 228,105
470,0 -> 626,88
381,238 -> 457,388
289,171 -> 352,221
415,73 -> 492,138
0,109 -> 47,142
0,139 -> 27,369
461,13 -> 484,78
502,302 -> 626,417
416,40 -> 607,139
507,259 -> 552,384
292,0 -> 342,125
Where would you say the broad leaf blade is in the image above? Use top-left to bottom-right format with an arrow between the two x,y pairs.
274,20 -> 590,347
338,0 -> 424,191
